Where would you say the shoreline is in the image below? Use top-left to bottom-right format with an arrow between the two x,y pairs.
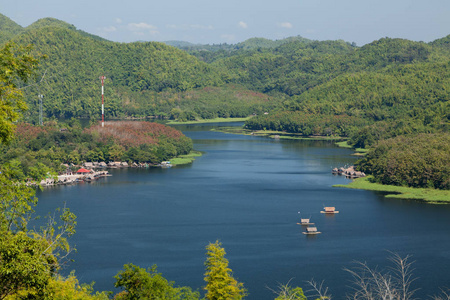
210,124 -> 448,204
166,117 -> 252,125
334,176 -> 450,203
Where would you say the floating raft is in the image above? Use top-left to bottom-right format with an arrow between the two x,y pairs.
320,207 -> 339,214
302,226 -> 321,235
297,218 -> 315,226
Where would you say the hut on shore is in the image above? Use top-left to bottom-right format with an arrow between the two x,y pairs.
76,168 -> 93,174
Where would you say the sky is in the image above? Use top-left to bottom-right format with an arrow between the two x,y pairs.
1,0 -> 449,46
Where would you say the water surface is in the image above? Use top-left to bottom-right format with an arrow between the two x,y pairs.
35,123 -> 450,299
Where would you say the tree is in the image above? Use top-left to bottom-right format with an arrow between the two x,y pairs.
0,42 -> 41,143
41,273 -> 110,300
345,253 -> 417,300
0,230 -> 56,299
0,163 -> 37,233
204,240 -> 247,300
272,282 -> 307,300
114,263 -> 199,300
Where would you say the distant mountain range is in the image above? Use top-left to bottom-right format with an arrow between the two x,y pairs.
0,13 -> 448,133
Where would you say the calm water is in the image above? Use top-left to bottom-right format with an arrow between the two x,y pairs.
34,123 -> 450,299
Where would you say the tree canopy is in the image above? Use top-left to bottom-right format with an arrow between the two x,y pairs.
204,240 -> 247,300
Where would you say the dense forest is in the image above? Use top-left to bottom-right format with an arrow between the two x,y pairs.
1,14 -> 448,140
0,14 -> 448,176
0,120 -> 193,180
1,11 -> 450,300
1,13 -> 449,190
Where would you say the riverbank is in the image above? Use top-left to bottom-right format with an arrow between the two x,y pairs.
334,141 -> 370,156
334,176 -> 450,203
167,117 -> 252,125
169,151 -> 203,165
214,126 -> 347,141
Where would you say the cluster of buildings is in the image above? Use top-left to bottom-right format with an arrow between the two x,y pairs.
332,165 -> 366,178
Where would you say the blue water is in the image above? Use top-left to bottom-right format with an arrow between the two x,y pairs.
34,123 -> 450,299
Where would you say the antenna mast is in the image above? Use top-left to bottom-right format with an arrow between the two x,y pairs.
38,94 -> 43,126
100,76 -> 106,127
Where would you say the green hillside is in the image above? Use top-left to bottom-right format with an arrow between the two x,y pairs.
9,25 -> 238,120
0,14 -> 24,44
0,13 -> 277,122
1,13 -> 448,140
26,17 -> 108,41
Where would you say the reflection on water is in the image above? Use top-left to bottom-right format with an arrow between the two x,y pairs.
34,124 -> 450,299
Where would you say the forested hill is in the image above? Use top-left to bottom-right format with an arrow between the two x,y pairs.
1,13 -> 449,134
0,13 -> 277,121
165,36 -> 316,63
0,15 -> 107,44
0,14 -> 23,44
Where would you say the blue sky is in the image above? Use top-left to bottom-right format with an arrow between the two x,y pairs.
2,0 -> 449,46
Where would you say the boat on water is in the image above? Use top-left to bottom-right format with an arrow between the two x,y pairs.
297,218 -> 315,226
320,206 -> 339,214
302,226 -> 321,235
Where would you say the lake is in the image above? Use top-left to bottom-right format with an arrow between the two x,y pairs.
34,123 -> 450,299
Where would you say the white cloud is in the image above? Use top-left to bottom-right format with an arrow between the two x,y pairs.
115,18 -> 122,24
279,22 -> 293,29
238,21 -> 248,29
101,26 -> 117,33
125,22 -> 159,36
166,24 -> 214,30
127,22 -> 158,31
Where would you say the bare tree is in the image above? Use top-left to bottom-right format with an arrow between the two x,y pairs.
305,279 -> 332,300
344,254 -> 417,300
431,289 -> 450,300
268,279 -> 307,300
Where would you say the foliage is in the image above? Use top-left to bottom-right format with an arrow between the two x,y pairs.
114,263 -> 200,300
356,133 -> 450,189
204,240 -> 247,300
0,42 -> 41,143
0,121 -> 193,178
0,165 -> 37,232
0,14 -> 24,45
39,273 -> 110,300
245,112 -> 368,137
0,166 -> 77,299
8,24 -> 229,121
0,231 -> 56,299
273,282 -> 307,300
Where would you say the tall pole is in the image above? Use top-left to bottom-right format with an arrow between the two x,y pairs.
100,76 -> 106,127
38,94 -> 43,126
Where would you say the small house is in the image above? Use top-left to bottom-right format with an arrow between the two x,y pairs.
76,168 -> 92,174
321,206 -> 339,214
303,226 -> 321,235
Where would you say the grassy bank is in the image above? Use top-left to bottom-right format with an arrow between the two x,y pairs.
170,151 -> 203,165
167,117 -> 251,125
215,127 -> 346,141
334,141 -> 370,155
334,176 -> 450,203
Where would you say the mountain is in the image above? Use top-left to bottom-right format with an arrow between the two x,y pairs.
26,17 -> 108,41
9,24 -> 234,120
164,36 -> 316,63
0,14 -> 24,44
1,13 -> 448,131
236,36 -> 313,49
0,14 -> 108,45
